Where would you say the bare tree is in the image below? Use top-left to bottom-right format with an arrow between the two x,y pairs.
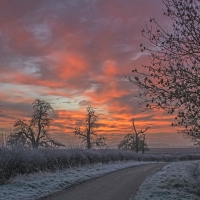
127,0 -> 200,145
139,132 -> 149,154
7,99 -> 65,149
132,118 -> 149,153
74,105 -> 107,149
118,118 -> 149,153
118,133 -> 137,151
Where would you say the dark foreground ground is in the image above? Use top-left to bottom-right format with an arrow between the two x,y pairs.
38,163 -> 166,200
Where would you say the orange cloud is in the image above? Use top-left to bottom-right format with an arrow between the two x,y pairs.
85,83 -> 129,104
0,0 -> 193,148
52,53 -> 89,79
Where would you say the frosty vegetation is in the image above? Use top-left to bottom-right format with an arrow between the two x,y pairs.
1,147 -> 200,185
133,161 -> 200,200
0,160 -> 153,200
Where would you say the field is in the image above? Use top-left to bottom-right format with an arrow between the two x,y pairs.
147,148 -> 200,154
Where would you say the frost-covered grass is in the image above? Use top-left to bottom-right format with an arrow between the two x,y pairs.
1,147 -> 200,185
0,160 -> 153,200
133,161 -> 200,200
1,147 -> 200,200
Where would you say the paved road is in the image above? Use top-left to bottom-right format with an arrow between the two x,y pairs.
39,163 -> 166,200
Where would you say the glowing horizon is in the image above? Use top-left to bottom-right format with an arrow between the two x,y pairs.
0,0 -> 193,148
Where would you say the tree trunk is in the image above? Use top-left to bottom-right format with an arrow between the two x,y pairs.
32,140 -> 39,149
135,133 -> 139,153
142,143 -> 144,154
87,115 -> 91,149
87,129 -> 91,149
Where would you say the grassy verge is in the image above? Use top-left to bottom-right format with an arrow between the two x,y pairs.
1,147 -> 200,185
133,161 -> 200,200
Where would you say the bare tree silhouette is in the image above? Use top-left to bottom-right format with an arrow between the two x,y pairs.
127,0 -> 200,145
74,105 -> 107,149
118,118 -> 149,153
7,99 -> 65,149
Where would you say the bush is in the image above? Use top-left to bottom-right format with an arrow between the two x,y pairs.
1,147 -> 200,185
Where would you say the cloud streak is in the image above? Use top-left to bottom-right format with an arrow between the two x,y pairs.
0,0 -> 192,147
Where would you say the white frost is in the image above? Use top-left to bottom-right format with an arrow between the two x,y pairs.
133,160 -> 200,200
0,161 -> 153,200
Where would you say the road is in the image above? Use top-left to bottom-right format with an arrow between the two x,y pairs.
39,163 -> 166,200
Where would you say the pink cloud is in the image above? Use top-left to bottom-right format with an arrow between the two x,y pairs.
0,0 -> 193,147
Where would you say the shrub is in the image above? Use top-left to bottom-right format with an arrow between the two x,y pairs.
1,147 -> 200,185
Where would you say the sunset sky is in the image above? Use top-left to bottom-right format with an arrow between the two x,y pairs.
0,0 -> 193,148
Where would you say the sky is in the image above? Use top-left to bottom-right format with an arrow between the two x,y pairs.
0,0 -> 193,148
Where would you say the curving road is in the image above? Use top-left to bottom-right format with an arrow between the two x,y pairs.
39,163 -> 166,200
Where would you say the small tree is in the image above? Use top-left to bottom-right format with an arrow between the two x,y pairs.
74,105 -> 107,149
7,99 -> 65,149
139,132 -> 149,154
118,118 -> 149,153
127,0 -> 200,145
118,133 -> 137,151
